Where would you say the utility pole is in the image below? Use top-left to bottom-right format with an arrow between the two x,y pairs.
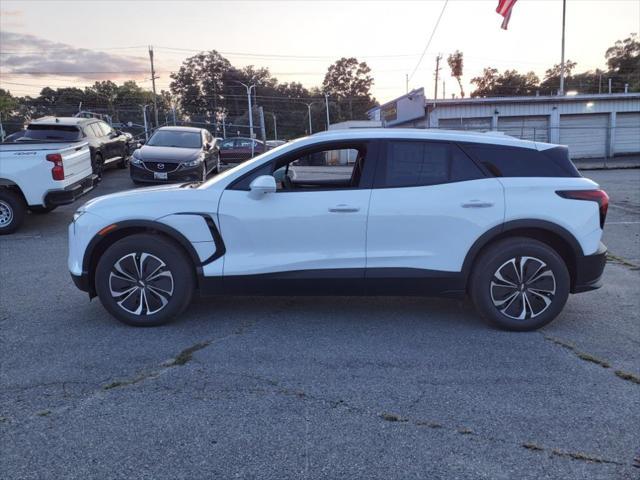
237,82 -> 256,157
142,105 -> 150,141
259,106 -> 267,146
268,112 -> 278,140
434,54 -> 442,100
148,46 -> 159,128
558,0 -> 567,95
324,93 -> 331,129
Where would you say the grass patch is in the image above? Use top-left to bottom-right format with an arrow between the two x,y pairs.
167,341 -> 212,367
380,412 -> 408,422
415,421 -> 443,429
614,370 -> 640,384
550,449 -> 621,465
544,336 -> 610,369
522,442 -> 544,451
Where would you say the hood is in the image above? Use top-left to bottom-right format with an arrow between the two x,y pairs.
135,145 -> 201,163
79,182 -> 211,221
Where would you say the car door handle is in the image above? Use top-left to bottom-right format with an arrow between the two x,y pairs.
461,201 -> 494,208
329,205 -> 360,213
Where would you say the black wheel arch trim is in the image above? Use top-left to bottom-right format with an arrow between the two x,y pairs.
461,219 -> 584,282
81,215 -> 225,295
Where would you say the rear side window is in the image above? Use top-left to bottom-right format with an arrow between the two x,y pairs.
379,140 -> 484,188
461,144 -> 581,177
23,124 -> 82,141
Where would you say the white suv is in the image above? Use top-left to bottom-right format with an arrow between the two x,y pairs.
68,129 -> 608,331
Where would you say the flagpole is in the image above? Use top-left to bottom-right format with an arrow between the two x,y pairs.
559,0 -> 567,95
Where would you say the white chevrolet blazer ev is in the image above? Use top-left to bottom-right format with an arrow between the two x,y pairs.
68,129 -> 609,331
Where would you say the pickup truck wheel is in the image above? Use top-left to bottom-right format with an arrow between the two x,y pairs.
95,234 -> 195,326
470,237 -> 570,331
0,190 -> 26,235
117,155 -> 128,169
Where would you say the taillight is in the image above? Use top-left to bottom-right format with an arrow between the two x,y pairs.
557,189 -> 609,229
46,153 -> 65,180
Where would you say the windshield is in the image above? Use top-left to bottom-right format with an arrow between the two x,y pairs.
22,125 -> 82,141
147,130 -> 202,148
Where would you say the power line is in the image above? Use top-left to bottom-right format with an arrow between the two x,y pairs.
408,0 -> 449,83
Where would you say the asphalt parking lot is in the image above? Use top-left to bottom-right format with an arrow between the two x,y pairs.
1,166 -> 639,479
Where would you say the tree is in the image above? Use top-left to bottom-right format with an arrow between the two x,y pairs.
169,50 -> 233,121
539,60 -> 577,94
322,57 -> 376,121
447,50 -> 465,98
471,68 -> 539,97
605,33 -> 640,91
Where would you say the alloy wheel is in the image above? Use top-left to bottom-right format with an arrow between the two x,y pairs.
490,256 -> 556,320
0,200 -> 13,227
108,252 -> 174,315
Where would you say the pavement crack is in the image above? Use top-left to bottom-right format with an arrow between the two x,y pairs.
522,443 -> 624,465
606,252 -> 640,270
544,335 -> 611,368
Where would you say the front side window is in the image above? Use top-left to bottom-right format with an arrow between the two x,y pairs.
230,143 -> 370,192
379,140 -> 483,188
147,130 -> 202,149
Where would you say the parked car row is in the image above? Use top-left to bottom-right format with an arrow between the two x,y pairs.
0,116 -> 285,233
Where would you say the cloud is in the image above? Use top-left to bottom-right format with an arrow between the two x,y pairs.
0,31 -> 149,80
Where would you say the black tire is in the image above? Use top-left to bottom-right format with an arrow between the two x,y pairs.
93,153 -> 104,180
0,189 -> 26,235
95,234 -> 195,327
117,156 -> 128,169
470,237 -> 570,331
29,205 -> 57,214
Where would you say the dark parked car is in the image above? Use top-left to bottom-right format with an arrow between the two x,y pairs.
14,117 -> 128,177
129,126 -> 220,184
219,137 -> 267,164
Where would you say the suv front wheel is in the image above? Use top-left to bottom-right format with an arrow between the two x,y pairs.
95,234 -> 195,326
470,237 -> 570,331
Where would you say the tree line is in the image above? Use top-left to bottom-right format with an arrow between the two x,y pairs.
0,34 -> 637,138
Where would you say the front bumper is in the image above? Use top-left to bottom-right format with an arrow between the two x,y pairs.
572,241 -> 607,293
43,174 -> 99,207
130,162 -> 202,183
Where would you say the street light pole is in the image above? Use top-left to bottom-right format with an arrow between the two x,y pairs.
238,82 -> 256,157
558,0 -> 567,95
324,93 -> 331,129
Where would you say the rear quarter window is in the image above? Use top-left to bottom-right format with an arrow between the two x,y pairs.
378,140 -> 484,188
23,125 -> 82,141
461,144 -> 580,177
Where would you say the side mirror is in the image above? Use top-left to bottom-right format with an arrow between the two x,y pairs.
249,175 -> 276,199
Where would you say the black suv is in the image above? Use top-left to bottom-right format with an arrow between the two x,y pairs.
78,119 -> 129,176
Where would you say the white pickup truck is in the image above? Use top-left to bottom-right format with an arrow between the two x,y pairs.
0,121 -> 98,234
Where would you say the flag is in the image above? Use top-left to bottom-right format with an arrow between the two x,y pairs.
496,0 -> 518,30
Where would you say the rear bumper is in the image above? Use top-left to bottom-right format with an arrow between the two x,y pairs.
572,242 -> 607,293
70,271 -> 90,293
43,174 -> 99,207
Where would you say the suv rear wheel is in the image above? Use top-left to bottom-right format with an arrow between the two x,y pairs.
470,237 -> 570,331
95,234 -> 195,326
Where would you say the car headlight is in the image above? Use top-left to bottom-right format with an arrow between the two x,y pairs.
130,155 -> 143,166
182,158 -> 202,168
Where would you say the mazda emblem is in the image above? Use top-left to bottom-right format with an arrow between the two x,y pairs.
157,163 -> 165,170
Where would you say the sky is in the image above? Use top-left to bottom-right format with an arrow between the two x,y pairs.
1,0 -> 638,103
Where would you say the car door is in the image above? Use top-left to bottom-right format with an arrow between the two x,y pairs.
365,139 -> 505,293
217,141 -> 377,293
95,122 -> 115,160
